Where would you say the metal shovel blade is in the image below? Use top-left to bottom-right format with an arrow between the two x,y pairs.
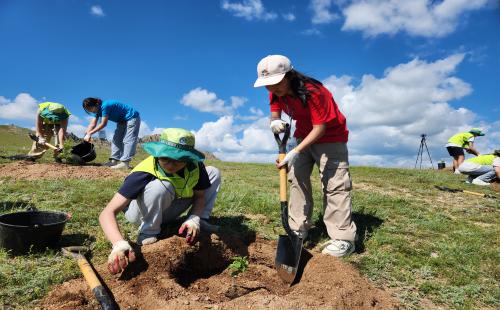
275,233 -> 303,284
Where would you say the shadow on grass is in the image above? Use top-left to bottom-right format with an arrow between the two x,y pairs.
304,211 -> 383,253
60,233 -> 96,251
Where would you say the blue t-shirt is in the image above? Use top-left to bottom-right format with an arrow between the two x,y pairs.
96,100 -> 139,123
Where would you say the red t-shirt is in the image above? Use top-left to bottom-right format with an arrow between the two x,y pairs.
269,83 -> 349,143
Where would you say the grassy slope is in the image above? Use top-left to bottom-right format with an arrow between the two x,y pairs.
0,126 -> 498,309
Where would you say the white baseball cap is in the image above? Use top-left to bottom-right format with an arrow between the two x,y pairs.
253,55 -> 293,87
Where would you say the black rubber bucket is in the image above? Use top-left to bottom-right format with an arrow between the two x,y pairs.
437,162 -> 446,170
0,207 -> 69,255
71,141 -> 96,163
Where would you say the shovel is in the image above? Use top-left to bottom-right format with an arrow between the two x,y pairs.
62,246 -> 117,310
435,185 -> 496,198
274,125 -> 303,285
28,133 -> 61,151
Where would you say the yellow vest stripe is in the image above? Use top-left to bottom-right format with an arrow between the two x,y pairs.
131,156 -> 200,198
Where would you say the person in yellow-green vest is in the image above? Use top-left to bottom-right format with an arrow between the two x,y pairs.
99,128 -> 221,274
445,128 -> 485,173
28,102 -> 71,162
458,149 -> 500,186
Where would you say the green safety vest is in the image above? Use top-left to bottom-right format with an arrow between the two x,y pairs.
131,156 -> 200,198
448,132 -> 474,148
466,154 -> 495,165
38,102 -> 71,124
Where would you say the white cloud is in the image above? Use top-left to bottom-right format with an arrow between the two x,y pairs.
282,13 -> 296,21
321,53 -> 499,167
67,124 -> 88,137
341,0 -> 489,38
221,0 -> 277,21
90,5 -> 105,17
194,115 -> 279,162
0,93 -> 38,121
311,0 -> 339,24
301,28 -> 322,36
181,87 -> 247,115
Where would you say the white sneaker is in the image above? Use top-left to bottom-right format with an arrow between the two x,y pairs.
103,159 -> 118,167
110,161 -> 130,169
472,178 -> 490,186
321,239 -> 355,257
454,170 -> 461,175
465,176 -> 474,184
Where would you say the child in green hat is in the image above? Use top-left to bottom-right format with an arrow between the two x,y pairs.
99,128 -> 221,274
28,102 -> 71,162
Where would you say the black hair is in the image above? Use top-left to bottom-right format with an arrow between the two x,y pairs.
82,97 -> 102,115
271,69 -> 323,108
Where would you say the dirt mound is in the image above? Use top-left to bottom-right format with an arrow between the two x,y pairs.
38,234 -> 399,309
0,162 -> 127,180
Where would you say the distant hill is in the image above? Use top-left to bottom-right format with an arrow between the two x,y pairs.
0,125 -> 218,161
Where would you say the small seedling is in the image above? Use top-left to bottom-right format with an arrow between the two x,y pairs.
228,256 -> 249,278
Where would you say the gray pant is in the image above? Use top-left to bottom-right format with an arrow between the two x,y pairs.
124,166 -> 221,236
458,162 -> 496,182
288,142 -> 357,242
111,116 -> 140,162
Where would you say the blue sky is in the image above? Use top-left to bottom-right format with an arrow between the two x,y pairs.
1,0 -> 499,166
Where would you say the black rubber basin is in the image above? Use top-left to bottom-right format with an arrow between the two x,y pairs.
71,141 -> 96,163
0,210 -> 69,255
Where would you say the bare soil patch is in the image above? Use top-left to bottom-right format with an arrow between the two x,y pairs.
38,234 -> 399,310
0,162 -> 127,180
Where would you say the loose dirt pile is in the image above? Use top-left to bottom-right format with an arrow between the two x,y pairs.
0,162 -> 127,180
38,234 -> 399,309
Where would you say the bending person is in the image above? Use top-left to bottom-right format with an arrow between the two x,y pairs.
99,128 -> 221,274
254,55 -> 356,257
445,128 -> 485,173
83,97 -> 141,169
28,101 -> 70,162
458,149 -> 500,186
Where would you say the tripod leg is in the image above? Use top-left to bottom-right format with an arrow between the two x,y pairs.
423,139 -> 434,169
415,141 -> 423,169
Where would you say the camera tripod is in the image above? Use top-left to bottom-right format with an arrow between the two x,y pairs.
415,134 -> 434,169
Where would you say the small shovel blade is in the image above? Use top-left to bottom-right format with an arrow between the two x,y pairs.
275,233 -> 303,284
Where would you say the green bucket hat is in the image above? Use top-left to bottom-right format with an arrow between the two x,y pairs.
469,128 -> 485,136
142,128 -> 205,162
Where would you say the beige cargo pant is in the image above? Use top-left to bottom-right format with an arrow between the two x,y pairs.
288,142 -> 357,242
28,123 -> 60,159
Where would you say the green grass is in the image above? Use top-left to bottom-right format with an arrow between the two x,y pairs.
0,126 -> 499,309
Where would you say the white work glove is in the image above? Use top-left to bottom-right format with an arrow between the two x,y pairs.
83,133 -> 91,142
270,119 -> 288,134
107,240 -> 136,274
178,215 -> 201,245
277,148 -> 300,168
37,137 -> 46,145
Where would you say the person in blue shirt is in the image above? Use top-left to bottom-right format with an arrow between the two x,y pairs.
83,97 -> 141,169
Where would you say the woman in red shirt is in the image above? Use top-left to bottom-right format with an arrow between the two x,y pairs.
254,55 -> 357,257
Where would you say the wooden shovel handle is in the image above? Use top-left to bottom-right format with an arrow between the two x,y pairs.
462,190 -> 486,197
279,154 -> 287,202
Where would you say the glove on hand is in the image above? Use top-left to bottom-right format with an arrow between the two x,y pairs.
277,148 -> 300,168
107,240 -> 136,274
178,215 -> 200,245
83,133 -> 91,142
270,119 -> 288,134
37,137 -> 46,145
